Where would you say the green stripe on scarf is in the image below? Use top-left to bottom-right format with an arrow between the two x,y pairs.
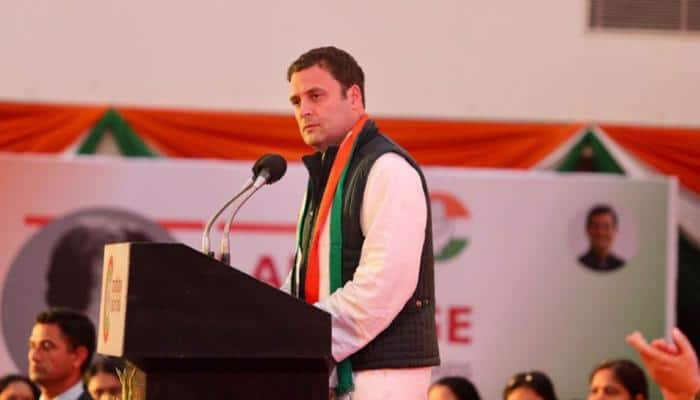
293,134 -> 363,395
330,138 -> 360,396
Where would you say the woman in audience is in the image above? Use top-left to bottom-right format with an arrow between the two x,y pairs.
503,371 -> 558,400
0,374 -> 40,400
588,359 -> 648,400
428,376 -> 481,400
86,357 -> 124,400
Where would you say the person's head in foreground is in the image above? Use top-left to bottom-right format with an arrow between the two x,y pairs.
27,308 -> 95,399
0,375 -> 40,400
588,359 -> 648,400
86,357 -> 124,400
428,376 -> 481,400
503,371 -> 558,400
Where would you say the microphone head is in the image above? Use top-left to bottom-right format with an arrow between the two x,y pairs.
252,153 -> 287,184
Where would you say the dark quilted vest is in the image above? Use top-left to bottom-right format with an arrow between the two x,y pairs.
295,119 -> 440,370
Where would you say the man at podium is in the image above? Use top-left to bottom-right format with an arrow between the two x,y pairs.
283,46 -> 440,399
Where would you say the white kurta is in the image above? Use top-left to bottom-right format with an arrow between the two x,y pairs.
282,152 -> 432,399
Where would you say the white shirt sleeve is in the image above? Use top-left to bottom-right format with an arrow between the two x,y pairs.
314,153 -> 427,362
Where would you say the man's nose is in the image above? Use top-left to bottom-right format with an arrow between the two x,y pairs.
28,347 -> 40,362
299,100 -> 313,118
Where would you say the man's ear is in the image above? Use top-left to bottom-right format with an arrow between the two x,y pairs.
348,84 -> 364,110
72,345 -> 88,371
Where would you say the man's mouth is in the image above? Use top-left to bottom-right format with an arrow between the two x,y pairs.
29,365 -> 44,374
303,124 -> 319,131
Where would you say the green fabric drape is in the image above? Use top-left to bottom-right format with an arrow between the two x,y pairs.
557,130 -> 624,174
77,109 -> 156,157
558,129 -> 700,353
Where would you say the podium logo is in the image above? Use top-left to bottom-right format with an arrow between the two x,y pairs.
102,255 -> 113,343
430,192 -> 470,262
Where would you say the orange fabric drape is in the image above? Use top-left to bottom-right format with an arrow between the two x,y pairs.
374,118 -> 582,168
119,105 -> 582,168
601,124 -> 700,196
0,101 -> 582,168
0,102 -> 106,152
118,107 -> 306,161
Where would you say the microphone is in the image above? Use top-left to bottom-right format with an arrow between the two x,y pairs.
252,153 -> 287,184
220,154 -> 287,265
200,154 -> 287,258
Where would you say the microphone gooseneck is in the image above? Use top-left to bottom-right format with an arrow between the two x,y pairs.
219,154 -> 288,265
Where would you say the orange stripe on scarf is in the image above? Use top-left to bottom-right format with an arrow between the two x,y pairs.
305,114 -> 368,304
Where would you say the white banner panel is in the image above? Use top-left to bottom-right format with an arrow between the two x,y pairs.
0,154 -> 675,400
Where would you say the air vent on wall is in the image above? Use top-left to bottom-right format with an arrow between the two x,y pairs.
590,0 -> 700,32
689,0 -> 700,30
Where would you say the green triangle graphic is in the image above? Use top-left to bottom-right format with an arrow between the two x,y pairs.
77,108 -> 156,157
557,130 -> 623,174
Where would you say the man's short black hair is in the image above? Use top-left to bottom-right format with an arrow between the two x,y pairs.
586,204 -> 618,228
287,46 -> 366,107
35,308 -> 96,374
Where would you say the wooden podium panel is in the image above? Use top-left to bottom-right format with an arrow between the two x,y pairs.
98,243 -> 331,399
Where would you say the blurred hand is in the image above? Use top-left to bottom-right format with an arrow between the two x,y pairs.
626,328 -> 700,400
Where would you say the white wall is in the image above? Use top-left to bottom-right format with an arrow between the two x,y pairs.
2,0 -> 699,125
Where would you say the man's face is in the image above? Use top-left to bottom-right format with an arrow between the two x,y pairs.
587,213 -> 617,254
88,372 -> 122,400
289,64 -> 362,151
27,323 -> 83,388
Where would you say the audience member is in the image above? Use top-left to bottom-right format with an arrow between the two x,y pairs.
588,359 -> 647,400
428,376 -> 481,400
86,357 -> 123,400
503,371 -> 558,400
0,375 -> 40,400
28,308 -> 95,400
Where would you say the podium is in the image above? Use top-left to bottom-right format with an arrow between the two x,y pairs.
97,242 -> 331,399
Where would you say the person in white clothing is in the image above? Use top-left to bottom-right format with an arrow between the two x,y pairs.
283,46 -> 440,399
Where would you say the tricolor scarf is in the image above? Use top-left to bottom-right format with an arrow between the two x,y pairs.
295,114 -> 369,396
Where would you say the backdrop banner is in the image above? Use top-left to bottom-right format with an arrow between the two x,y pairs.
0,154 -> 676,400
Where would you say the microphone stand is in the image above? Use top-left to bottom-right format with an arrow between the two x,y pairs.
201,178 -> 254,258
219,171 -> 270,266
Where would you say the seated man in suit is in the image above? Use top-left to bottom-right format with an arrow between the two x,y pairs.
28,308 -> 95,400
578,204 -> 625,271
